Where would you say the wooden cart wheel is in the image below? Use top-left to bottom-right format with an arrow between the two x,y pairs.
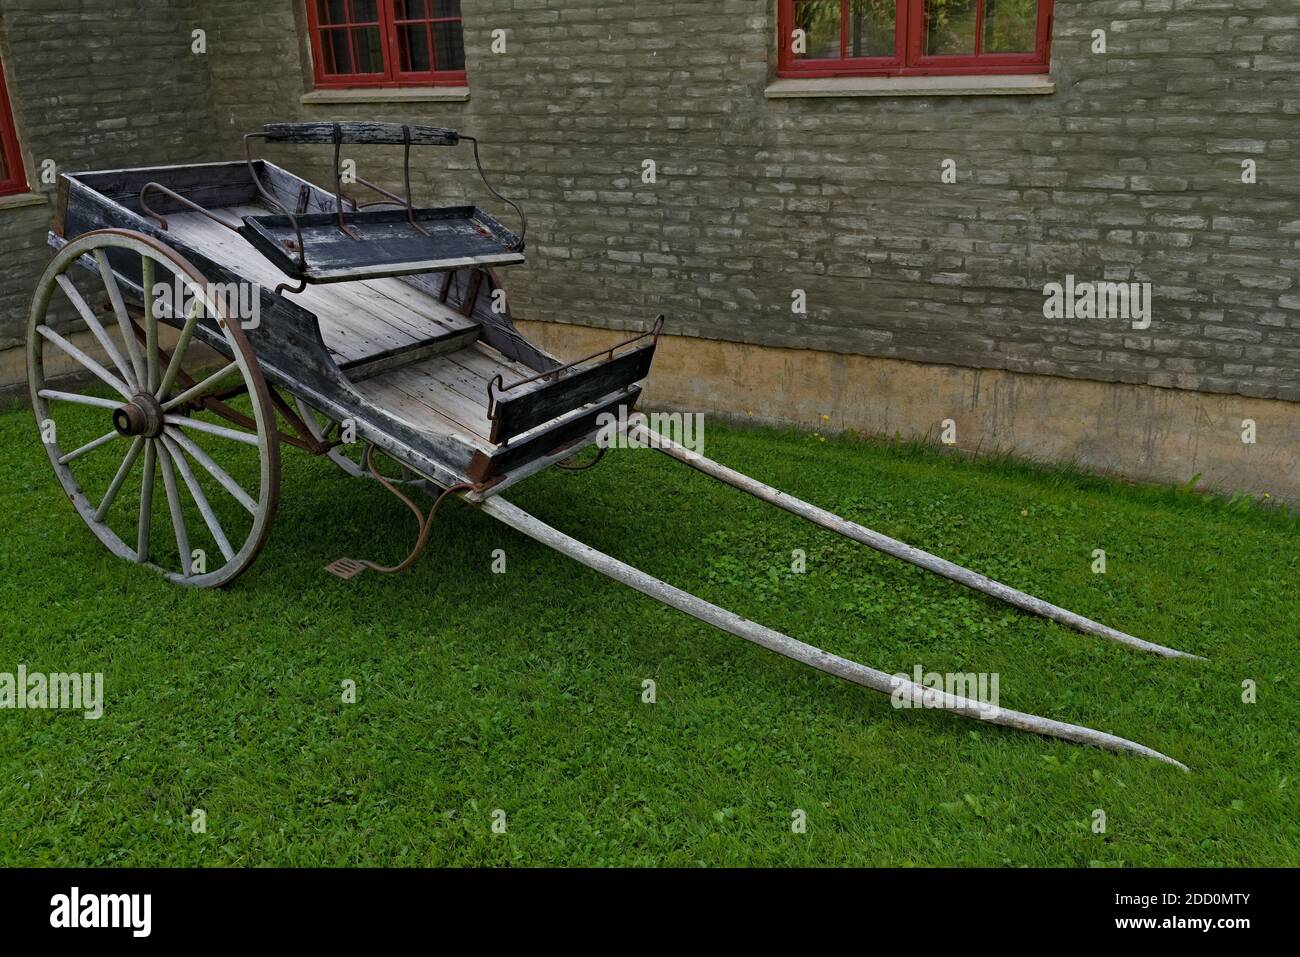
27,229 -> 279,588
292,395 -> 418,484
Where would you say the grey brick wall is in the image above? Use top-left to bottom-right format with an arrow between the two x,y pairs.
0,0 -> 211,351
2,1 -> 1298,402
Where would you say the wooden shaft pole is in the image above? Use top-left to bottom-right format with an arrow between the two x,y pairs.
632,425 -> 1201,661
478,496 -> 1188,770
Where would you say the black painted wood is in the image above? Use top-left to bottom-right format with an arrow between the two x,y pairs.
261,122 -> 460,147
491,343 -> 656,443
73,161 -> 260,216
239,206 -> 525,283
260,163 -> 351,215
473,386 -> 640,482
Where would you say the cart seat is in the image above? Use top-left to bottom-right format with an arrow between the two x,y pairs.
239,206 -> 526,284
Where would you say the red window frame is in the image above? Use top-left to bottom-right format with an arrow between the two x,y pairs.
306,1 -> 467,89
777,0 -> 1054,78
0,55 -> 28,197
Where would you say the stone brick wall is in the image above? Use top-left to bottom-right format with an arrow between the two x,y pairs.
0,0 -> 211,355
2,0 -> 1298,404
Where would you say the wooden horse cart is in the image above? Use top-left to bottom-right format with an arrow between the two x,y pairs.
28,122 -> 1196,767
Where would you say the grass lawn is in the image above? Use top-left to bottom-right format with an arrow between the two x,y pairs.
1,399 -> 1297,867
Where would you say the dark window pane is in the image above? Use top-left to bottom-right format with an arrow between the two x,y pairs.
847,0 -> 895,57
433,19 -> 464,71
394,0 -> 430,19
924,0 -> 978,56
0,145 -> 8,181
398,23 -> 431,72
352,27 -> 383,73
432,0 -> 461,18
793,0 -> 842,60
322,28 -> 352,73
983,0 -> 1037,53
351,0 -> 379,23
317,0 -> 348,27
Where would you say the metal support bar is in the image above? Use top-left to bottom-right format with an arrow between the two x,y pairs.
630,424 -> 1201,661
477,495 -> 1187,769
326,445 -> 472,579
138,182 -> 242,234
243,131 -> 310,277
350,175 -> 430,236
332,123 -> 361,241
462,135 -> 527,250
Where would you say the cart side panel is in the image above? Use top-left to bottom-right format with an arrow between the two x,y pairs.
67,161 -> 260,219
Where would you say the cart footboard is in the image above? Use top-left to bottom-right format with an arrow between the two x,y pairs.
470,318 -> 662,483
488,341 -> 655,445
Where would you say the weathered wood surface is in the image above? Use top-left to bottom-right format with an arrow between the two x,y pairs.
479,495 -> 1189,769
240,206 -> 525,283
348,341 -> 536,452
351,373 -> 490,454
56,170 -> 484,487
491,343 -> 656,443
165,206 -> 481,366
259,163 -> 351,216
341,332 -> 480,383
631,425 -> 1202,660
250,162 -> 556,374
400,268 -> 560,373
261,121 -> 460,147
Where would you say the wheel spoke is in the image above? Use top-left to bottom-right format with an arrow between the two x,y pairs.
95,249 -> 147,387
143,255 -> 159,393
156,441 -> 192,576
95,435 -> 145,522
163,426 -> 257,514
38,389 -> 123,411
57,429 -> 120,466
163,414 -> 260,447
55,273 -> 138,392
31,230 -> 278,589
162,435 -> 234,562
160,360 -> 240,412
156,298 -> 202,402
37,325 -> 132,400
137,440 -> 157,562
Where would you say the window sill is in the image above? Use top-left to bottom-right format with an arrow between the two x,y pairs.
765,74 -> 1055,98
0,191 -> 47,211
301,86 -> 470,106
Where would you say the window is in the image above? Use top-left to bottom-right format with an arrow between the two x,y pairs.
0,54 -> 27,197
306,1 -> 466,88
778,0 -> 1053,78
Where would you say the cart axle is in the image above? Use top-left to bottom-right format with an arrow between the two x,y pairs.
112,392 -> 165,438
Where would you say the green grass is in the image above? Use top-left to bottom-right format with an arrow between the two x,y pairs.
1,400 -> 1297,867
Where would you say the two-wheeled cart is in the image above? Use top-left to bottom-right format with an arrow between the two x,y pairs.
28,122 -> 1197,767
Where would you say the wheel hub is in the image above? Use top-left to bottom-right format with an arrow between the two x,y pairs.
113,392 -> 165,438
